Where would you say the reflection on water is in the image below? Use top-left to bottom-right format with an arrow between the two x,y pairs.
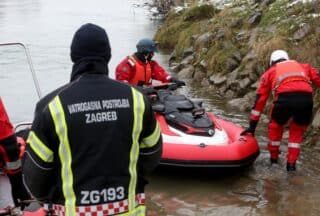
0,0 -> 320,215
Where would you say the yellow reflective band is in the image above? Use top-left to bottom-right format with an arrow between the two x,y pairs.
49,96 -> 76,216
129,88 -> 145,211
117,205 -> 146,216
27,131 -> 54,162
141,122 -> 160,148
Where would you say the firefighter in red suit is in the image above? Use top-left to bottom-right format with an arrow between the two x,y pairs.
116,38 -> 185,86
241,50 -> 320,171
0,97 -> 30,208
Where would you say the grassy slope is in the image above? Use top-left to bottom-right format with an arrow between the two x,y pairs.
154,0 -> 320,145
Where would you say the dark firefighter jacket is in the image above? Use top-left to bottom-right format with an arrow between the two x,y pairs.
23,58 -> 162,216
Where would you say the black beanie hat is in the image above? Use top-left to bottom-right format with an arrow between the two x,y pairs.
71,23 -> 111,63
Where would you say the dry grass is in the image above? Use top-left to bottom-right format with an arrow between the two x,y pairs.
250,36 -> 289,70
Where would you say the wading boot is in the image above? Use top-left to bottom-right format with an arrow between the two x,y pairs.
286,163 -> 296,172
270,158 -> 278,164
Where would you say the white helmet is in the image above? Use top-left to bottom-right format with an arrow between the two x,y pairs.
269,50 -> 289,66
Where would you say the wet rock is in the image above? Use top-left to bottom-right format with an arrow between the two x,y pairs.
293,23 -> 311,41
227,97 -> 251,111
210,73 -> 227,86
228,91 -> 255,111
178,65 -> 194,79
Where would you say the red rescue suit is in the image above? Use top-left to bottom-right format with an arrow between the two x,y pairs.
250,60 -> 320,163
0,98 -> 31,207
116,55 -> 171,85
0,98 -> 21,174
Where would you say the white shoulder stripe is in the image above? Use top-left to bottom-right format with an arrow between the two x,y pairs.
128,59 -> 135,67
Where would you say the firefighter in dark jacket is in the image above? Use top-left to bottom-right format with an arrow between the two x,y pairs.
0,97 -> 30,208
23,23 -> 162,216
241,50 -> 320,172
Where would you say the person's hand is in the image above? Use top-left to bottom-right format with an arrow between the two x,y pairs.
8,172 -> 31,210
171,77 -> 186,87
240,128 -> 255,136
240,120 -> 258,136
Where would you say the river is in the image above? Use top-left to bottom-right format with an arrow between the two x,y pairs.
0,0 -> 320,215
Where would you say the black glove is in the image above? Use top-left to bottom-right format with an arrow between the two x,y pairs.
8,172 -> 31,210
171,77 -> 186,87
240,120 -> 258,136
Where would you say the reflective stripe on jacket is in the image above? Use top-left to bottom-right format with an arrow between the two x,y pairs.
128,56 -> 152,85
272,60 -> 310,92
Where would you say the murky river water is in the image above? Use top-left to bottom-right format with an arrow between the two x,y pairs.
0,0 -> 320,215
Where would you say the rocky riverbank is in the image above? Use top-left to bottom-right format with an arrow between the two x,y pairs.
154,0 -> 320,145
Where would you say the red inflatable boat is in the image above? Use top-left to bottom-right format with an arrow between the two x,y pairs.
145,83 -> 259,167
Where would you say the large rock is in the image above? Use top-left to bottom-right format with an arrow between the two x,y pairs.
169,62 -> 181,73
195,32 -> 214,49
209,73 -> 227,86
239,77 -> 251,89
181,55 -> 194,66
226,69 -> 240,87
183,47 -> 194,58
178,65 -> 194,79
227,97 -> 251,111
228,91 -> 256,111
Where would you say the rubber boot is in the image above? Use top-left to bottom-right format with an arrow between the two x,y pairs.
286,163 -> 296,172
270,158 -> 278,164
